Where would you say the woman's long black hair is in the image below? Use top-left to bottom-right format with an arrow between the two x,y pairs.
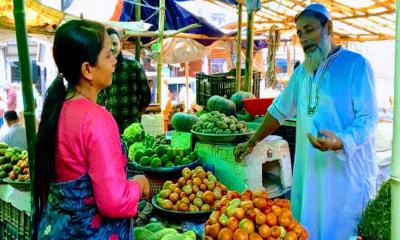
32,19 -> 105,239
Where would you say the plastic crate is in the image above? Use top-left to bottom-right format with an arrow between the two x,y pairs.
0,201 -> 7,222
196,69 -> 262,106
23,215 -> 29,240
0,200 -> 29,240
2,203 -> 10,225
0,221 -> 23,240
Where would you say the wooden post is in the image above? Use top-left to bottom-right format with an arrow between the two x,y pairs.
236,4 -> 243,91
286,41 -> 292,76
135,0 -> 141,61
157,0 -> 166,103
244,11 -> 254,92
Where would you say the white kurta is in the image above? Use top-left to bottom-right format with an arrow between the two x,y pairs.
268,47 -> 378,240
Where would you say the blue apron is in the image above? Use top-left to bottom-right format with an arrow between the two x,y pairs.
38,173 -> 133,239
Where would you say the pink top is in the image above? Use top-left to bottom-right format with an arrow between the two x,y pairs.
55,98 -> 141,218
7,88 -> 17,111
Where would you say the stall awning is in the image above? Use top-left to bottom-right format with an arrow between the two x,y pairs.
212,0 -> 396,42
0,0 -> 151,36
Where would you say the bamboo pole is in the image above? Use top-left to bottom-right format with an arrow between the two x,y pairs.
12,0 -> 37,237
391,0 -> 400,238
157,0 -> 165,103
185,62 -> 189,112
244,11 -> 254,92
135,0 -> 141,61
235,4 -> 243,91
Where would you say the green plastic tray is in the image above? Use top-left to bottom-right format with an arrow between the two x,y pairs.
191,130 -> 253,144
129,158 -> 200,174
3,179 -> 30,192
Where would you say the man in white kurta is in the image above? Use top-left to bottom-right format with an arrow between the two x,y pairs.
235,3 -> 377,240
269,47 -> 377,239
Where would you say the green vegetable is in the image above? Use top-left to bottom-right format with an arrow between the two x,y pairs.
230,91 -> 255,111
143,222 -> 165,233
184,148 -> 191,156
11,156 -> 20,164
171,112 -> 199,132
140,156 -> 151,166
173,156 -> 181,165
166,147 -> 176,160
0,148 -> 6,156
180,157 -> 191,165
161,234 -> 188,240
134,227 -> 154,240
155,145 -> 168,157
236,109 -> 254,122
195,109 -> 209,117
199,113 -> 210,122
145,134 -> 156,149
144,149 -> 155,157
150,157 -> 162,168
358,180 -> 391,240
13,147 -> 24,154
0,142 -> 9,148
160,155 -> 169,165
122,123 -> 145,147
4,147 -> 17,159
164,162 -> 174,168
182,230 -> 196,240
188,152 -> 197,161
207,95 -> 236,116
128,142 -> 145,161
148,228 -> 178,240
134,150 -> 146,162
2,163 -> 13,172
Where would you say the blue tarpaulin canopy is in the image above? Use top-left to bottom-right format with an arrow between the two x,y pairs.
120,0 -> 225,37
119,0 -> 268,48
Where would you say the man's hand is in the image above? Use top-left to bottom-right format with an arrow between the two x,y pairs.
234,141 -> 254,162
307,130 -> 343,151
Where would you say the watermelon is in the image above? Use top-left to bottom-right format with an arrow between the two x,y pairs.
171,112 -> 199,132
206,95 -> 236,116
230,91 -> 255,111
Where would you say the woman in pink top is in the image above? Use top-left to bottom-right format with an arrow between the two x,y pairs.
33,20 -> 150,240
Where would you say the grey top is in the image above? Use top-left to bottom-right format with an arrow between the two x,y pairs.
0,124 -> 27,149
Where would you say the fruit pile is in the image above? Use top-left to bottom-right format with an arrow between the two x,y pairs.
155,166 -> 228,212
134,145 -> 198,168
204,190 -> 308,240
0,143 -> 30,182
192,111 -> 249,135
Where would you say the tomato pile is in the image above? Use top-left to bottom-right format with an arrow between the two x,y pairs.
204,189 -> 308,240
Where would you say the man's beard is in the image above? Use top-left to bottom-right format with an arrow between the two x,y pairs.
303,31 -> 331,74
